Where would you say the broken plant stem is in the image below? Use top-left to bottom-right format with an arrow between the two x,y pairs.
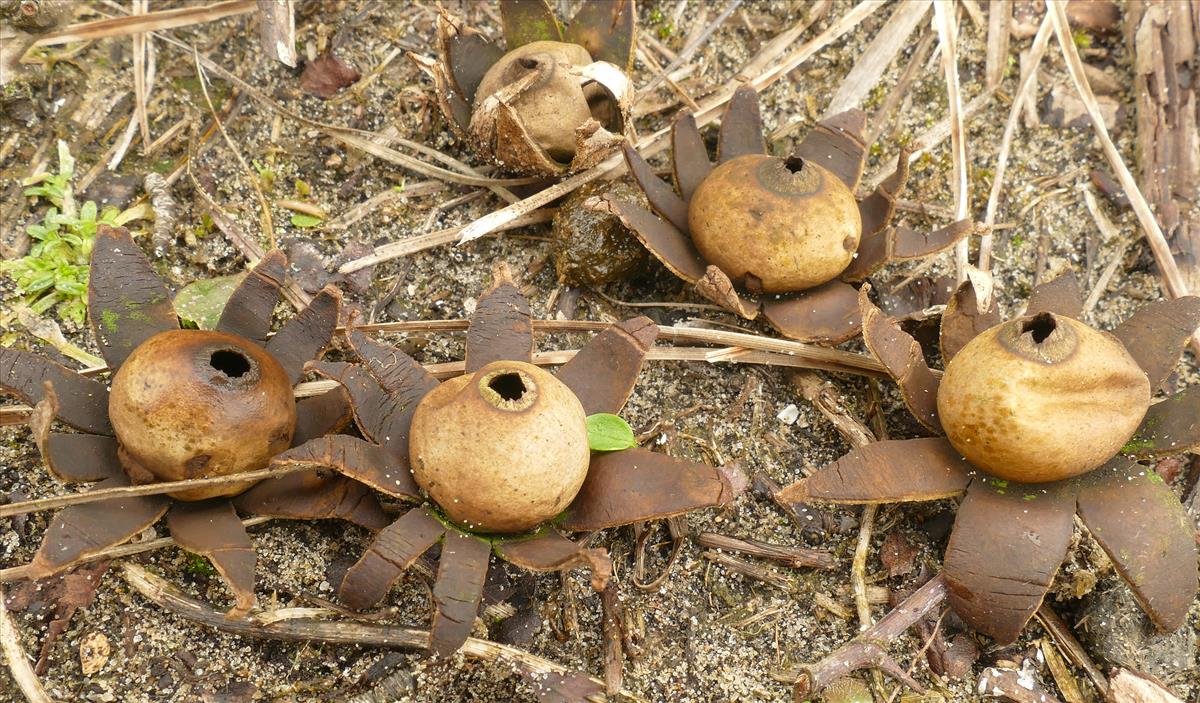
0,466 -> 314,518
1034,605 -> 1108,694
785,574 -> 949,698
932,0 -> 971,281
0,517 -> 273,583
0,584 -> 52,703
694,533 -> 836,570
34,0 -> 255,46
119,563 -> 638,703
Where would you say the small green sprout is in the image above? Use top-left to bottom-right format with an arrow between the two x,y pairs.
586,413 -> 636,452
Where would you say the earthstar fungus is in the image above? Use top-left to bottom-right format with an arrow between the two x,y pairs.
272,265 -> 742,655
609,86 -> 976,343
786,274 -> 1200,643
1,225 -> 387,615
413,0 -> 633,176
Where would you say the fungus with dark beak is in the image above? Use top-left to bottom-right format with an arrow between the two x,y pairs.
257,264 -> 745,655
413,0 -> 633,176
783,273 -> 1200,645
608,86 -> 977,343
0,226 -> 387,616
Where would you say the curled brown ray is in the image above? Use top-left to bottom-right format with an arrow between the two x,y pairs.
564,0 -> 635,70
760,280 -> 862,344
340,507 -> 445,610
216,250 -> 285,345
234,470 -> 389,530
495,530 -> 612,591
794,109 -> 868,191
271,434 -> 420,500
1126,385 -> 1200,459
1110,296 -> 1200,391
555,316 -> 657,415
794,437 -> 974,504
1075,457 -> 1196,632
347,328 -> 441,408
856,150 -> 910,237
940,278 -> 1002,362
842,219 -> 974,282
859,285 -> 942,432
671,111 -> 712,201
560,447 -> 739,531
88,224 -> 179,370
310,361 -> 420,459
266,286 -> 341,385
292,387 -> 353,446
695,265 -> 759,319
28,476 -> 170,579
466,265 -> 533,372
0,349 -> 111,434
717,86 -> 766,163
431,529 -> 491,656
943,477 -> 1076,644
597,195 -> 707,283
438,15 -> 503,104
621,142 -> 690,234
167,500 -> 256,617
39,434 -> 124,484
420,33 -> 473,134
499,0 -> 562,48
1024,272 -> 1083,319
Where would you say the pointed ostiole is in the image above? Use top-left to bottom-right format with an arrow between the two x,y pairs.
167,500 -> 256,616
216,250 -> 286,345
88,224 -> 179,370
564,0 -> 636,70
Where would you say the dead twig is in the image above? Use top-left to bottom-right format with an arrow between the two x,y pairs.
785,575 -> 949,698
825,0 -> 930,117
119,563 -> 639,703
695,533 -> 836,570
0,517 -> 272,583
1034,605 -> 1108,695
34,0 -> 255,46
933,0 -> 971,281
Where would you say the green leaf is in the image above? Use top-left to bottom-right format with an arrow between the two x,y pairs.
290,213 -> 323,228
586,413 -> 636,452
173,272 -> 247,330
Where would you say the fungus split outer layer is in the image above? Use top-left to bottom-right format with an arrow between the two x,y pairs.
1,226 -> 388,616
608,85 -> 977,344
269,265 -> 743,655
784,273 -> 1200,644
413,0 -> 634,176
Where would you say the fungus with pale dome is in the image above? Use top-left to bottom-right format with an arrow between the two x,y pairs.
782,273 -> 1200,645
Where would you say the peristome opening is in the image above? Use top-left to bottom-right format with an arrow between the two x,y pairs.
210,349 -> 251,378
488,372 -> 526,401
1022,312 -> 1057,344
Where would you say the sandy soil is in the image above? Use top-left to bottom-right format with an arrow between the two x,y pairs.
1,2 -> 1196,702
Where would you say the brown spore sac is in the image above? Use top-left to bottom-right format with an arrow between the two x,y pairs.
108,329 -> 297,500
